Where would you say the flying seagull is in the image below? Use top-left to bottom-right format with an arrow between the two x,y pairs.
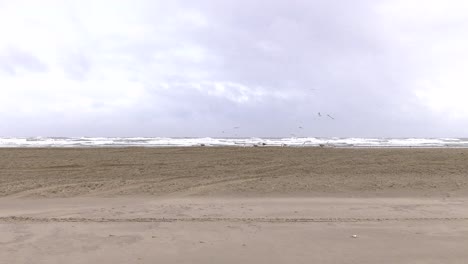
318,112 -> 322,117
327,114 -> 335,120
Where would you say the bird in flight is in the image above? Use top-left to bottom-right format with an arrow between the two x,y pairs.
318,112 -> 322,117
327,114 -> 335,120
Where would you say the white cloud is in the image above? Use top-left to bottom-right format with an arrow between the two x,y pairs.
376,0 -> 468,121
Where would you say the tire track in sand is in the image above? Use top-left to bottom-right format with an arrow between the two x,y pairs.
1,216 -> 468,223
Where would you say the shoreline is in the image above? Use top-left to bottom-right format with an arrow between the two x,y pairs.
2,136 -> 468,148
2,145 -> 468,148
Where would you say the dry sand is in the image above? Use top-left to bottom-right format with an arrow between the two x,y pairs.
1,147 -> 468,263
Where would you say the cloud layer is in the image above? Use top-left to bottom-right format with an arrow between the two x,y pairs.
1,0 -> 468,137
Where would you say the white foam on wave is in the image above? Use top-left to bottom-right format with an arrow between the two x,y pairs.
1,137 -> 468,148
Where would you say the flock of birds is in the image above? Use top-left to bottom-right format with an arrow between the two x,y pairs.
220,112 -> 336,138
218,88 -> 335,138
317,112 -> 335,120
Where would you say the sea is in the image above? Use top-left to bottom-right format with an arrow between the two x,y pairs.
1,137 -> 468,148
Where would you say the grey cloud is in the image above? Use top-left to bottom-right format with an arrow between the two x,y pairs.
0,48 -> 47,75
61,51 -> 91,80
117,0 -> 433,136
172,0 -> 458,136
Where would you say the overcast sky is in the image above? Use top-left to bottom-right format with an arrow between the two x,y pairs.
1,0 -> 468,137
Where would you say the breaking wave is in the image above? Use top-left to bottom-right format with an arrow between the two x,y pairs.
1,137 -> 468,148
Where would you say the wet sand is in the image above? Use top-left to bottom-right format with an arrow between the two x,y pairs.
1,147 -> 468,263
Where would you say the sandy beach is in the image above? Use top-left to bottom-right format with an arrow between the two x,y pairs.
1,147 -> 468,263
